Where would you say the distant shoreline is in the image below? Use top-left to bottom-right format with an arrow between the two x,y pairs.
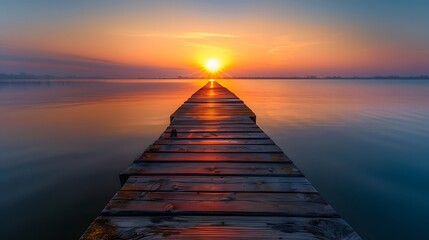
1,73 -> 428,80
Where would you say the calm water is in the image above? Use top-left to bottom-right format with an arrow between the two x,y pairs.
1,79 -> 429,239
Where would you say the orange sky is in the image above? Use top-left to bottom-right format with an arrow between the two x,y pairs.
1,1 -> 428,77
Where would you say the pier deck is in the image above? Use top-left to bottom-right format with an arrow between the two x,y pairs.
81,81 -> 360,239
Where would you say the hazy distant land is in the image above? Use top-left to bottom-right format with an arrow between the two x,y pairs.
1,73 -> 428,80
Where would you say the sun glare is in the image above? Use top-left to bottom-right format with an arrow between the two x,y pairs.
205,59 -> 221,73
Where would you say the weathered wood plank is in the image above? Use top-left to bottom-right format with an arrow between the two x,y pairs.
168,124 -> 259,128
171,119 -> 255,125
171,116 -> 255,121
181,103 -> 248,107
186,98 -> 244,103
163,128 -> 262,133
174,108 -> 254,113
164,127 -> 262,133
137,152 -> 290,162
192,90 -> 236,94
103,192 -> 337,217
160,132 -> 269,139
171,113 -> 256,118
120,162 -> 302,184
113,191 -> 325,202
171,115 -> 256,121
179,104 -> 250,108
122,176 -> 317,193
81,216 -> 361,240
169,123 -> 258,127
178,103 -> 250,110
174,107 -> 253,111
147,144 -> 282,153
190,94 -> 238,97
154,138 -> 275,145
178,107 -> 251,110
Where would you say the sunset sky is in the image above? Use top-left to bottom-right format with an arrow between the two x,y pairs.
1,0 -> 429,77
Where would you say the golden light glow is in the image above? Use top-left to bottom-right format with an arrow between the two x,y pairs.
4,1 -> 426,77
205,59 -> 221,73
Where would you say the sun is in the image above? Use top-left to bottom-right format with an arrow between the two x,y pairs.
205,59 -> 221,73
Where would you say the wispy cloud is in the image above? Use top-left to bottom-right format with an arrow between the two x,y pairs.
267,39 -> 335,55
175,32 -> 238,39
0,47 -> 184,77
114,31 -> 238,40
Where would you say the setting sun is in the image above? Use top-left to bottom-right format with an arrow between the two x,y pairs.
205,59 -> 221,73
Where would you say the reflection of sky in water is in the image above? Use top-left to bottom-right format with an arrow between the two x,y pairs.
1,79 -> 429,239
221,79 -> 429,240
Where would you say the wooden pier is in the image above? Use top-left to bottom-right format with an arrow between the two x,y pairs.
81,80 -> 360,239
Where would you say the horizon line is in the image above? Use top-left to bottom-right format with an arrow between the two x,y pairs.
1,72 -> 429,80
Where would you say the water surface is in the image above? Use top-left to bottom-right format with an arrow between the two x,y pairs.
1,79 -> 429,239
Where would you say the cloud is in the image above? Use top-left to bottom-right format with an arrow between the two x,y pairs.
267,39 -> 336,55
115,31 -> 238,40
0,47 -> 184,77
174,32 -> 238,39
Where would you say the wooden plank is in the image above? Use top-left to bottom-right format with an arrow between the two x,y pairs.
192,90 -> 236,93
113,191 -> 325,202
164,127 -> 262,133
153,138 -> 275,145
122,176 -> 317,193
102,192 -> 337,217
171,117 -> 257,123
186,98 -> 244,103
171,116 -> 255,121
181,103 -> 248,107
179,103 -> 250,107
175,103 -> 252,110
147,144 -> 282,153
170,123 -> 258,128
174,110 -> 253,113
191,94 -> 238,98
81,216 -> 361,240
171,112 -> 255,117
167,123 -> 259,129
171,119 -> 255,125
173,109 -> 254,113
166,125 -> 260,129
171,114 -> 256,119
193,88 -> 234,92
120,162 -> 302,184
137,152 -> 290,162
160,132 -> 269,139
176,107 -> 253,110
175,105 -> 252,109
179,103 -> 249,106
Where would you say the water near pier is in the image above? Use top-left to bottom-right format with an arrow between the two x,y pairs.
1,79 -> 429,239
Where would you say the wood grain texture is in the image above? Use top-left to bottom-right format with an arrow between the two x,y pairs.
153,138 -> 275,145
121,162 -> 301,176
137,152 -> 290,162
103,192 -> 337,217
171,115 -> 255,121
160,132 -> 270,139
185,98 -> 244,103
147,144 -> 283,153
167,124 -> 259,128
164,127 -> 263,133
81,216 -> 361,240
122,176 -> 317,193
81,80 -> 361,239
171,119 -> 255,125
